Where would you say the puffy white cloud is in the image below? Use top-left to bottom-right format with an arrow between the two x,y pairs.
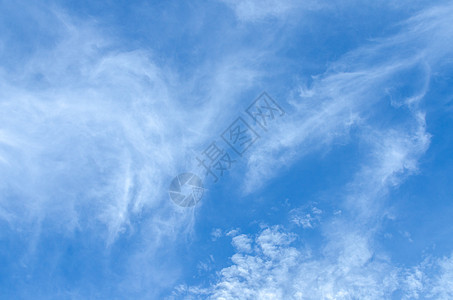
179,226 -> 453,299
178,226 -> 399,299
232,234 -> 253,252
429,254 -> 453,299
290,205 -> 322,229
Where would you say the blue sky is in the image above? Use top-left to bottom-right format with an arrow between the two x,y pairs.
1,0 -> 453,299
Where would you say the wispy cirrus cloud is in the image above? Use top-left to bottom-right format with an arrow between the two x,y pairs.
240,0 -> 453,195
0,4 -> 267,241
218,0 -> 324,21
2,1 -> 453,298
175,2 -> 453,299
0,3 -> 278,296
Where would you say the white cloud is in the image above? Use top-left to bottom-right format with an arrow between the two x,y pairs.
0,5 -> 279,295
400,254 -> 453,299
232,234 -> 253,252
211,228 -> 223,241
0,16 -> 178,242
0,5 -> 268,243
180,226 -> 453,299
290,205 -> 322,229
175,3 -> 453,298
238,2 -> 453,196
2,1 -> 453,298
179,226 -> 400,299
429,254 -> 453,299
218,0 -> 321,21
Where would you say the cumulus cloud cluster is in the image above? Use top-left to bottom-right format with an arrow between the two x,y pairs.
176,226 -> 453,299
